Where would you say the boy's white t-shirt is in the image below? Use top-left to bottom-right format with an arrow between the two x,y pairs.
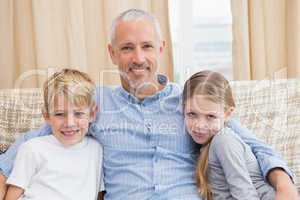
7,134 -> 104,200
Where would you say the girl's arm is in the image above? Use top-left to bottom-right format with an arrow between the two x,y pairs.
210,130 -> 260,199
227,119 -> 294,181
4,185 -> 24,200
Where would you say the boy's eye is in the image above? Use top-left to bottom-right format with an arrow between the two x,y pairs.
74,112 -> 87,118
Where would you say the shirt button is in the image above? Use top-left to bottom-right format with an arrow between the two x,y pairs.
154,184 -> 159,191
146,123 -> 151,132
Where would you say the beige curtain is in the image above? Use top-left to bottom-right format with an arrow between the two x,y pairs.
0,0 -> 173,88
231,0 -> 300,80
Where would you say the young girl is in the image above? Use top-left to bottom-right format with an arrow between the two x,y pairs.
183,70 -> 275,200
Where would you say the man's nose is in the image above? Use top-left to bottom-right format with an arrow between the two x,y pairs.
132,47 -> 146,64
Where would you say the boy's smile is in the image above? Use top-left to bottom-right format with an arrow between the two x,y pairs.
43,95 -> 96,147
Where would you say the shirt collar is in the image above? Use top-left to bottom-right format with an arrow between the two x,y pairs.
116,74 -> 171,105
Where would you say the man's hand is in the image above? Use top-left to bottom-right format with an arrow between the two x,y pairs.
0,173 -> 7,200
97,191 -> 105,200
268,168 -> 299,200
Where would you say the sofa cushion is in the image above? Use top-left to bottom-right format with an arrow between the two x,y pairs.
0,89 -> 44,153
0,79 -> 299,191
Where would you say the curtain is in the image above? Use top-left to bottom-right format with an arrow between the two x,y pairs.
231,0 -> 300,80
0,0 -> 173,88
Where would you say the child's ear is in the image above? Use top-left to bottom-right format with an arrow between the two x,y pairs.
42,109 -> 50,123
89,105 -> 98,122
224,107 -> 235,121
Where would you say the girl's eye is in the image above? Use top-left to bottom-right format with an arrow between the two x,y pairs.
54,113 -> 65,117
207,115 -> 217,120
186,112 -> 197,118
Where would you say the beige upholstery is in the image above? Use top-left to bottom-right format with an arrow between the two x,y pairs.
0,79 -> 299,190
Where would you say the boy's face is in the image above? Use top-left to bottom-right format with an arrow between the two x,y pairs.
184,95 -> 231,145
43,95 -> 97,147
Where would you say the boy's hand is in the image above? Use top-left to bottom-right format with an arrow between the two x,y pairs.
0,173 -> 7,199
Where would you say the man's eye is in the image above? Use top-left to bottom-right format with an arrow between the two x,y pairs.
143,44 -> 153,49
121,46 -> 133,51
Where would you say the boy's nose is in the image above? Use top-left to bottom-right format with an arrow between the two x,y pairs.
65,114 -> 76,126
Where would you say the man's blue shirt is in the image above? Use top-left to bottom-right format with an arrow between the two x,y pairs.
0,81 -> 294,200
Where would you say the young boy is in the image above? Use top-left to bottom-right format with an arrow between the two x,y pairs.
4,69 -> 104,200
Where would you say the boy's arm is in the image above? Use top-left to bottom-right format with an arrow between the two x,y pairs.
0,124 -> 51,177
0,173 -> 7,200
4,140 -> 39,200
4,185 -> 24,200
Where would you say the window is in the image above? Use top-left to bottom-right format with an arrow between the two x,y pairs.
169,0 -> 233,84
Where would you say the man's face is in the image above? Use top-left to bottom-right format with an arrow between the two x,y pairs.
108,19 -> 164,92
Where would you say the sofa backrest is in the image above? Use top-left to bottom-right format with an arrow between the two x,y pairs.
0,79 -> 299,190
231,79 -> 300,189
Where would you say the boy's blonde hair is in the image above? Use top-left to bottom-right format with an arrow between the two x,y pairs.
43,68 -> 96,114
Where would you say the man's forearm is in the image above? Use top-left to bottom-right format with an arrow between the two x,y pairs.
268,168 -> 293,188
0,173 -> 7,200
268,168 -> 299,200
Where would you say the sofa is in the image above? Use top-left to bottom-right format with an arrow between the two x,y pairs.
0,79 -> 299,192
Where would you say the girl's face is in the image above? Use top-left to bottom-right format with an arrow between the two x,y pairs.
184,94 -> 232,145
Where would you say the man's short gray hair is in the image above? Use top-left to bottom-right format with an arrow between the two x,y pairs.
109,8 -> 162,44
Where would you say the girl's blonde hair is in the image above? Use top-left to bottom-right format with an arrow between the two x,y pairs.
43,68 -> 96,114
182,70 -> 235,200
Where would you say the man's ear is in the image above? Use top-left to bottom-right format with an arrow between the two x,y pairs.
224,107 -> 235,121
108,44 -> 117,65
159,40 -> 166,54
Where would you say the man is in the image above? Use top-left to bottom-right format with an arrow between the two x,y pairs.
0,9 -> 298,200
